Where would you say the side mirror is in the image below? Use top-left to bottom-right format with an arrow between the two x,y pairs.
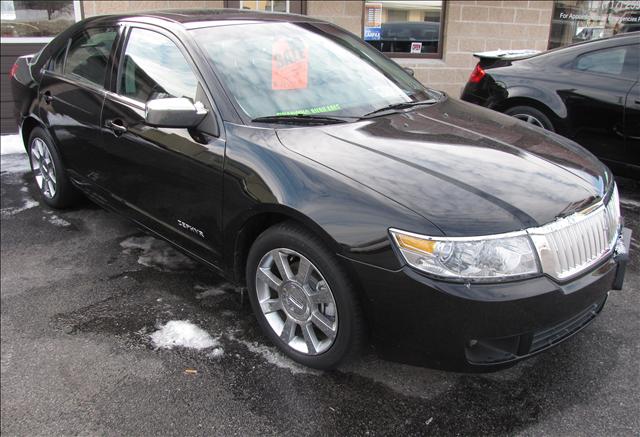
145,97 -> 208,128
403,67 -> 415,77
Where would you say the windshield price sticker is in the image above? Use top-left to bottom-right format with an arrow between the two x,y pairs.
272,38 -> 308,90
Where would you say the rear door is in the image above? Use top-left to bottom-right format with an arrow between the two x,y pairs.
564,43 -> 638,166
98,24 -> 226,267
38,26 -> 119,179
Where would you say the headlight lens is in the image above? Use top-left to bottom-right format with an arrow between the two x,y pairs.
390,229 -> 540,281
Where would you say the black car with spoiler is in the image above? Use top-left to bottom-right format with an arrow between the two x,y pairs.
9,9 -> 632,372
461,33 -> 640,178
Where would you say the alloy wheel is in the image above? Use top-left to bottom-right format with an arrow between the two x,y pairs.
30,137 -> 57,199
512,113 -> 545,128
255,248 -> 338,355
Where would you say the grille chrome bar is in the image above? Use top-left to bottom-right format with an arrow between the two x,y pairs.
528,186 -> 620,281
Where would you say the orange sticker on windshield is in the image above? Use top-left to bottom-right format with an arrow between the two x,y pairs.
272,38 -> 308,90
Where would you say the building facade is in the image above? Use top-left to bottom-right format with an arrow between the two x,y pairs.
2,0 -> 638,133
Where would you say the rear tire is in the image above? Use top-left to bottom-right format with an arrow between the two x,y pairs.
28,127 -> 81,208
246,221 -> 365,370
505,105 -> 555,131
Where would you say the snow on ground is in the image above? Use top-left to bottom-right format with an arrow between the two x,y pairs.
120,236 -> 198,272
194,284 -> 231,299
0,153 -> 30,174
0,135 -> 25,155
150,320 -> 219,350
43,213 -> 71,227
1,198 -> 39,217
229,334 -> 320,375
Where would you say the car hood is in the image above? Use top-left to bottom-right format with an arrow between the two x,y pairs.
276,98 -> 612,236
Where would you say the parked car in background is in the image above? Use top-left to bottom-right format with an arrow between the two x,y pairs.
10,10 -> 631,372
461,34 -> 640,178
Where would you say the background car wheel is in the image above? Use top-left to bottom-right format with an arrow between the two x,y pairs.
28,127 -> 81,208
505,105 -> 555,131
246,221 -> 365,370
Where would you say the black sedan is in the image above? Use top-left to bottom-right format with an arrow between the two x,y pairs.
10,10 -> 631,371
461,34 -> 639,178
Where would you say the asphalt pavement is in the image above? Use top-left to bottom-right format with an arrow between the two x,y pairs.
1,152 -> 639,436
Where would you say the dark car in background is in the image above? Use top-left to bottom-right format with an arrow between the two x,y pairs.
461,34 -> 640,178
10,10 -> 631,372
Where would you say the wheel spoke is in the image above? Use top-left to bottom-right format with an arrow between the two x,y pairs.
280,316 -> 296,344
296,257 -> 312,283
309,281 -> 332,305
311,311 -> 336,339
302,322 -> 319,354
260,298 -> 282,314
257,267 -> 282,291
274,251 -> 293,280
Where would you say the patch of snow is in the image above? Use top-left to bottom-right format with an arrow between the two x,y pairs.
194,284 -> 228,299
620,197 -> 640,209
150,320 -> 219,350
0,135 -> 25,155
1,198 -> 39,217
120,236 -> 198,271
0,153 -> 30,174
207,347 -> 225,360
44,214 -> 71,227
230,334 -> 320,375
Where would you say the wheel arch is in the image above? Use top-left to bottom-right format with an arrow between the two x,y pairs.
19,116 -> 46,152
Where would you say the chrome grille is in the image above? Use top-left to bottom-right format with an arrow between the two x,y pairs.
528,186 -> 620,281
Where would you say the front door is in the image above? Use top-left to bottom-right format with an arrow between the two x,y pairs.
99,26 -> 225,266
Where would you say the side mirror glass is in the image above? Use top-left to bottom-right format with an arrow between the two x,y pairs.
145,97 -> 208,128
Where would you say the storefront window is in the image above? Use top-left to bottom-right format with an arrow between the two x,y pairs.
239,0 -> 289,12
363,1 -> 443,58
0,0 -> 80,39
549,0 -> 640,49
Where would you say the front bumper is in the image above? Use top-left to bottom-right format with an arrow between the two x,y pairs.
347,227 -> 631,372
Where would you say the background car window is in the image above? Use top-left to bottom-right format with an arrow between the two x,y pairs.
65,28 -> 117,86
119,28 -> 198,103
574,46 -> 627,77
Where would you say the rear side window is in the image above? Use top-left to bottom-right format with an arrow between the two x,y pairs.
65,27 -> 118,87
119,28 -> 198,103
574,46 -> 637,79
48,41 -> 68,74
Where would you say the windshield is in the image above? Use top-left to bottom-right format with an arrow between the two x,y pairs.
191,22 -> 437,119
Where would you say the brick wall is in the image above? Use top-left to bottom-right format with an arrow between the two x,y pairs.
306,0 -> 363,36
83,1 -> 224,16
398,0 -> 554,96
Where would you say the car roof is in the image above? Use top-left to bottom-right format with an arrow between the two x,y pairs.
85,8 -> 324,26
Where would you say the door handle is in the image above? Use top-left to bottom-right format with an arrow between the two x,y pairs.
42,91 -> 53,104
105,119 -> 127,136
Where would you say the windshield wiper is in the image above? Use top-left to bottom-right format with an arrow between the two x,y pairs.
360,99 -> 438,119
252,114 -> 350,125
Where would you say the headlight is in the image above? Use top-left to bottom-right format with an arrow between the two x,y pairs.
389,229 -> 540,281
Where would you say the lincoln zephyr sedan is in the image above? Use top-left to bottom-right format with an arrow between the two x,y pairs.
10,10 -> 631,371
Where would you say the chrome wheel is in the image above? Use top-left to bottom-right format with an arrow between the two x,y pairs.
255,248 -> 338,355
512,113 -> 545,128
30,137 -> 57,199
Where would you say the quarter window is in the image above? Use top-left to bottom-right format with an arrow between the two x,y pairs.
574,46 -> 638,79
64,27 -> 117,87
119,28 -> 198,103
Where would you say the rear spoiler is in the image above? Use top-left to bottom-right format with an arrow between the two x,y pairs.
472,49 -> 540,69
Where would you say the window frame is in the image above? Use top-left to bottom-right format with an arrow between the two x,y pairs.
0,0 -> 82,43
360,0 -> 446,59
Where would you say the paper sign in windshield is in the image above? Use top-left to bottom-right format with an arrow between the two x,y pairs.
272,38 -> 308,90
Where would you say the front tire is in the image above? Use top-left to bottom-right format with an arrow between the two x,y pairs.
28,127 -> 80,208
246,221 -> 365,369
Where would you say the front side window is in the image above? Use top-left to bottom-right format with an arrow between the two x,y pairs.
119,28 -> 198,103
192,22 -> 436,120
64,27 -> 117,87
363,0 -> 443,57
